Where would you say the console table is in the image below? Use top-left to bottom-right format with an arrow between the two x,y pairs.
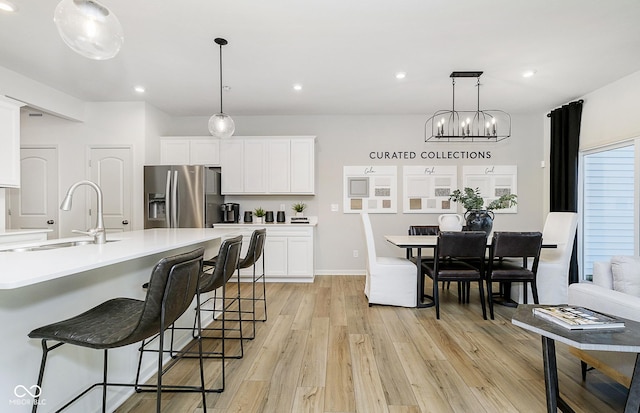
512,304 -> 640,413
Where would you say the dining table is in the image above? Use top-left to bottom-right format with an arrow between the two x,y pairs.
385,234 -> 558,309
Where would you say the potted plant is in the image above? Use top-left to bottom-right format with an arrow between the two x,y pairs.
254,207 -> 266,224
291,202 -> 307,217
449,187 -> 517,234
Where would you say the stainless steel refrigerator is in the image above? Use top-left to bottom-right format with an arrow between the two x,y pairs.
144,165 -> 223,228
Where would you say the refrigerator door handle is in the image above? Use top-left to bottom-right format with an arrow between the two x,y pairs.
165,170 -> 172,228
171,170 -> 179,228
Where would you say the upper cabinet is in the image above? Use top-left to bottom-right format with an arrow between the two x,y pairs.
220,136 -> 315,195
0,97 -> 23,188
159,137 -> 220,166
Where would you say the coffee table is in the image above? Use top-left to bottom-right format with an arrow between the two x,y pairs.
512,304 -> 640,412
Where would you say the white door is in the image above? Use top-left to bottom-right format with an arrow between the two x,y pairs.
89,147 -> 132,233
8,147 -> 59,238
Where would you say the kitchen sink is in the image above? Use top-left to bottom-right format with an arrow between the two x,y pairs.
2,239 -> 119,252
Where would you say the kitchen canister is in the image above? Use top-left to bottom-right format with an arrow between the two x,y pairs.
243,211 -> 253,223
265,211 -> 274,223
277,210 -> 286,222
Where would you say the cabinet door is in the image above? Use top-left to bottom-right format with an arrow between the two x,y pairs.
243,140 -> 267,193
190,139 -> 220,166
268,139 -> 291,193
287,236 -> 313,276
291,139 -> 315,194
265,236 -> 288,277
0,98 -> 21,188
160,139 -> 190,165
220,140 -> 244,194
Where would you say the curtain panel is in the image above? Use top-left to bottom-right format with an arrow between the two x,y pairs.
549,100 -> 583,284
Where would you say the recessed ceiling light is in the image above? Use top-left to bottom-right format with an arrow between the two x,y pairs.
395,72 -> 407,80
0,0 -> 17,12
134,86 -> 145,93
522,70 -> 537,78
293,84 -> 303,91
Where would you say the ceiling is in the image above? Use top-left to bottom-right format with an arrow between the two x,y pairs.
1,0 -> 640,117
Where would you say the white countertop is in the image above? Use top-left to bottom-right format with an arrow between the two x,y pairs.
215,216 -> 318,227
0,228 -> 52,236
0,228 -> 232,290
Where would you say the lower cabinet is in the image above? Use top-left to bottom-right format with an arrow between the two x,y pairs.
218,225 -> 315,282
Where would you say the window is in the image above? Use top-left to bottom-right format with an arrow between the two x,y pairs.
580,144 -> 635,280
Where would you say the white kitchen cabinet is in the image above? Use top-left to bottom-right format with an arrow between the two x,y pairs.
219,139 -> 244,193
214,223 -> 315,282
219,136 -> 315,195
268,139 -> 291,193
290,138 -> 315,194
243,139 -> 268,193
0,97 -> 22,188
264,236 -> 288,276
160,137 -> 220,165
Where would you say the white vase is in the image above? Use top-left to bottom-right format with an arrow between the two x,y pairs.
256,217 -> 264,224
295,211 -> 304,217
438,214 -> 464,231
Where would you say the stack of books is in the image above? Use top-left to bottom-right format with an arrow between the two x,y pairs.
533,306 -> 625,330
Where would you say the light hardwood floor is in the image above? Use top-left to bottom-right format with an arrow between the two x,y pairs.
116,276 -> 627,413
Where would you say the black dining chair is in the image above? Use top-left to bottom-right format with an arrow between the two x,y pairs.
406,225 -> 439,262
486,231 -> 543,319
28,247 -> 207,413
422,231 -> 488,320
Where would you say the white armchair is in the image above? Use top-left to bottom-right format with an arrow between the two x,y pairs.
511,212 -> 578,304
361,213 -> 417,307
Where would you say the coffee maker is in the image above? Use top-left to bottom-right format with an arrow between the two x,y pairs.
221,203 -> 240,223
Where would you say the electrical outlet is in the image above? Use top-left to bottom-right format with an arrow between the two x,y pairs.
353,250 -> 359,258
331,204 -> 339,212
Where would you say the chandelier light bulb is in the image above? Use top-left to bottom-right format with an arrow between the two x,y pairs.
53,0 -> 124,60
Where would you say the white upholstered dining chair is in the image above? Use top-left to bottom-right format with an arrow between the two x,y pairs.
511,211 -> 578,304
360,213 -> 417,307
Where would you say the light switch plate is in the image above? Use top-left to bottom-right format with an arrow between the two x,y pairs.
331,204 -> 339,212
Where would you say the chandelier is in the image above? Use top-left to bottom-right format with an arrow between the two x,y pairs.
425,71 -> 511,143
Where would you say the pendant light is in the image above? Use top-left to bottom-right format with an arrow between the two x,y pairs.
53,0 -> 124,60
208,38 -> 235,139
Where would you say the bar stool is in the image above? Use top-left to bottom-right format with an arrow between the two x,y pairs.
140,235 -> 243,391
202,229 -> 267,340
28,247 -> 207,413
159,235 -> 244,365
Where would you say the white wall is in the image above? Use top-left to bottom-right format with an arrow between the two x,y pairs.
0,65 -> 85,121
20,102 -> 148,236
579,69 -> 640,150
161,113 -> 546,274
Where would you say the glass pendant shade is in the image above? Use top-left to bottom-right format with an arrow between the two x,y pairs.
208,113 -> 235,139
54,0 -> 124,60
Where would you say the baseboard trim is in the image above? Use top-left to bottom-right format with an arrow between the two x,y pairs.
314,270 -> 365,276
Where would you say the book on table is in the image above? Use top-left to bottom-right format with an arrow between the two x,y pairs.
532,306 -> 625,330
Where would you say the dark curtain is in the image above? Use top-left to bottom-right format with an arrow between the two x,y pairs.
549,100 -> 582,284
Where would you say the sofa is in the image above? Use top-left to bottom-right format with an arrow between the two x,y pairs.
567,256 -> 640,387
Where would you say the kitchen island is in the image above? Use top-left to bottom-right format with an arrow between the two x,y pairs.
0,228 -> 234,412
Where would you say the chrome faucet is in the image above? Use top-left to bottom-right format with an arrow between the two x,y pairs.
60,180 -> 107,244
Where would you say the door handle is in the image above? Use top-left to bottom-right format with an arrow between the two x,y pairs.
122,220 -> 129,225
47,220 -> 55,225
